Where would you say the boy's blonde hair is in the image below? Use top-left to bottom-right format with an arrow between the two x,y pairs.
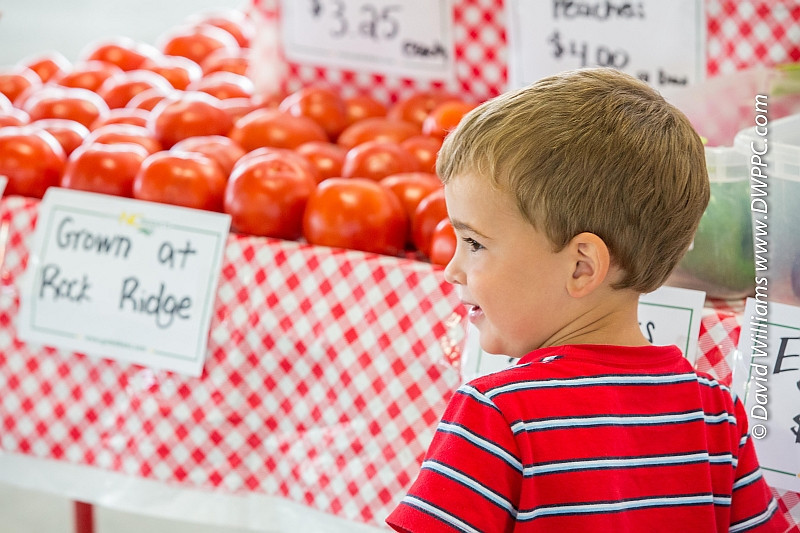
437,68 -> 710,293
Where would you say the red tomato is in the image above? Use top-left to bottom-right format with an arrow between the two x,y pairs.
158,24 -> 240,66
228,108 -> 327,151
429,218 -> 456,266
0,126 -> 66,198
380,172 -> 442,231
400,135 -> 443,175
250,91 -> 285,109
0,67 -> 42,104
30,118 -> 90,155
279,86 -> 348,140
295,141 -> 347,183
97,69 -> 173,109
20,51 -> 72,83
125,87 -> 175,112
200,48 -> 250,77
171,135 -> 245,177
234,147 -> 321,183
22,86 -> 110,130
412,188 -> 448,256
186,9 -> 254,48
0,108 -> 30,127
140,55 -> 202,90
303,178 -> 407,255
53,60 -> 123,92
86,123 -> 162,154
388,91 -> 456,128
224,149 -> 317,239
80,37 -> 159,71
337,117 -> 419,150
134,151 -> 227,211
342,140 -> 419,181
188,71 -> 253,100
218,96 -> 257,123
344,94 -> 387,126
89,107 -> 151,130
147,91 -> 233,148
62,142 -> 149,197
421,100 -> 476,140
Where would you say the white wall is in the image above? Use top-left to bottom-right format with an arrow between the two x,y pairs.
0,0 -> 248,67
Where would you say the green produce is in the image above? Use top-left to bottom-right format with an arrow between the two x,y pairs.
769,178 -> 800,303
677,179 -> 755,297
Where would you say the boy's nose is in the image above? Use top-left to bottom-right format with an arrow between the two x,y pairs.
443,254 -> 463,286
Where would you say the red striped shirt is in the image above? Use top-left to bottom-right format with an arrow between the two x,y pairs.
387,344 -> 788,533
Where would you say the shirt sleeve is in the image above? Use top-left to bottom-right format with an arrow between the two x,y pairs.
386,383 -> 522,533
729,397 -> 790,533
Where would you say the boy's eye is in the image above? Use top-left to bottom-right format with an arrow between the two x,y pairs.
462,237 -> 484,252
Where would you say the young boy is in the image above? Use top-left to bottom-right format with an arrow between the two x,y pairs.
386,68 -> 788,532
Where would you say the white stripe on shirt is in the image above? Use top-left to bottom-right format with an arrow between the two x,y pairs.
516,493 -> 715,521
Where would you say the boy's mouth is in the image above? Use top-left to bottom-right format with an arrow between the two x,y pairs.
467,304 -> 484,322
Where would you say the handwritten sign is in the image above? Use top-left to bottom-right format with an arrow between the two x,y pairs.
506,0 -> 705,89
638,285 -> 705,365
280,0 -> 455,82
733,298 -> 800,493
18,188 -> 230,377
462,285 -> 706,382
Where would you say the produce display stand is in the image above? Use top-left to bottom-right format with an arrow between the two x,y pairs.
1,195 -> 799,531
0,195 -> 464,532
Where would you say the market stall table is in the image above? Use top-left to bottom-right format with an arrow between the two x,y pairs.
0,195 -> 798,531
0,194 -> 464,532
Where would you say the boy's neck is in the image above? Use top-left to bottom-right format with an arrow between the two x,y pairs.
541,288 -> 650,349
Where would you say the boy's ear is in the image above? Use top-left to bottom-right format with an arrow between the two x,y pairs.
565,232 -> 610,298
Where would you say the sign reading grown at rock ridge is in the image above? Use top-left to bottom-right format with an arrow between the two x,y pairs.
18,188 -> 231,377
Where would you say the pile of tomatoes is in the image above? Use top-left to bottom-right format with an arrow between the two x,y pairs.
0,8 -> 474,266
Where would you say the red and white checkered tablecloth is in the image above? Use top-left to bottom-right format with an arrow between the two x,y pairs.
1,195 -> 798,530
706,0 -> 800,76
0,195 -> 464,528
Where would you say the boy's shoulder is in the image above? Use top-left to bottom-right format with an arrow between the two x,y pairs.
462,346 -> 593,398
463,344 -> 734,405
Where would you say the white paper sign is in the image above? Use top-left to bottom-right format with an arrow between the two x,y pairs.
733,298 -> 800,493
638,285 -> 706,365
18,188 -> 231,377
506,0 -> 706,89
280,0 -> 455,82
462,285 -> 706,382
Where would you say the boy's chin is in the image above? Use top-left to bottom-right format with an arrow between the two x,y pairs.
478,333 -> 537,359
478,336 -> 512,359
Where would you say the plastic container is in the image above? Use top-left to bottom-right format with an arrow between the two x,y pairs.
661,68 -> 774,147
660,66 -> 800,147
667,146 -> 756,299
663,67 -> 800,299
734,113 -> 800,307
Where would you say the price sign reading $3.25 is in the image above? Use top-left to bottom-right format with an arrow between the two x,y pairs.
280,0 -> 455,82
